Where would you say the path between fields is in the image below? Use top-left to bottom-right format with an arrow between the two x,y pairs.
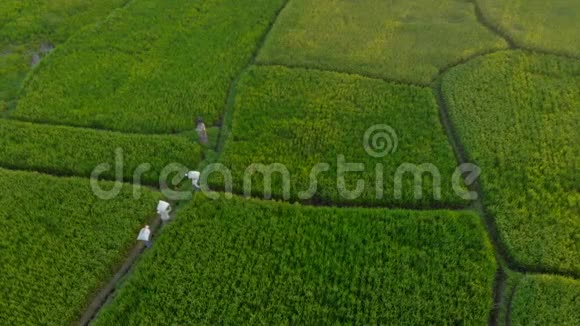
78,212 -> 164,325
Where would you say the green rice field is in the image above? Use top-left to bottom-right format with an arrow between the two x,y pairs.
0,0 -> 577,324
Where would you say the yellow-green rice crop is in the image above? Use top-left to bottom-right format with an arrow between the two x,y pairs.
0,119 -> 201,185
0,168 -> 160,325
13,0 -> 287,133
258,0 -> 507,84
94,195 -> 496,324
477,0 -> 580,57
442,50 -> 580,275
216,65 -> 464,208
0,0 -> 129,110
510,275 -> 580,325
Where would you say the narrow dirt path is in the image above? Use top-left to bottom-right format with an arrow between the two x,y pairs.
470,0 -> 516,48
78,213 -> 163,325
433,80 -> 508,326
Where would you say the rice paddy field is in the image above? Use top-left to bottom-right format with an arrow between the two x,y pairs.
0,169 -> 160,324
510,275 -> 580,325
0,0 -> 130,112
0,119 -> 201,184
0,0 -> 577,324
257,0 -> 508,84
442,50 -> 580,275
216,65 -> 463,208
476,0 -> 580,57
12,0 -> 287,133
94,196 -> 496,325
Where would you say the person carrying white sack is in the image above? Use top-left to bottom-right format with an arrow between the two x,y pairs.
137,225 -> 151,248
185,170 -> 201,190
157,200 -> 172,223
195,117 -> 208,145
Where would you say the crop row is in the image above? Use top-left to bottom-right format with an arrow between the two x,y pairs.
215,65 -> 465,208
0,0 -> 128,109
12,0 -> 287,133
94,194 -> 496,324
510,274 -> 580,325
442,50 -> 580,275
476,0 -> 580,57
0,119 -> 201,185
257,0 -> 507,84
0,168 -> 160,325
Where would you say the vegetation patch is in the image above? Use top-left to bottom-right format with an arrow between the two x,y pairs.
94,195 -> 496,324
0,168 -> 160,325
257,0 -> 507,84
0,0 -> 129,107
0,119 -> 201,184
510,275 -> 580,325
442,50 -> 580,275
477,0 -> 580,56
13,0 -> 287,133
216,66 -> 463,208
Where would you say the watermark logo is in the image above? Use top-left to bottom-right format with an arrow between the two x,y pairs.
90,125 -> 480,202
363,124 -> 398,157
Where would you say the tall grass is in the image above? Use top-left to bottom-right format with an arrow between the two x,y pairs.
94,195 -> 496,324
510,275 -> 580,325
257,0 -> 507,84
13,0 -> 286,133
442,50 -> 580,275
216,65 -> 464,208
0,119 -> 201,185
0,169 -> 160,325
477,0 -> 580,57
0,0 -> 129,109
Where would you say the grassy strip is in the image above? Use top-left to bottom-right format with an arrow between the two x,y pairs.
0,168 -> 161,325
476,0 -> 580,57
12,0 -> 287,133
442,50 -> 580,275
495,270 -> 524,326
510,274 -> 580,325
215,65 -> 465,208
257,0 -> 507,84
0,0 -> 129,110
94,195 -> 496,324
0,119 -> 201,185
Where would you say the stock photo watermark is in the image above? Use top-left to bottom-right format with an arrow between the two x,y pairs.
90,125 -> 481,202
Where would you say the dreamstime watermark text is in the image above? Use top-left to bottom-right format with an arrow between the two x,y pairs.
90,125 -> 481,202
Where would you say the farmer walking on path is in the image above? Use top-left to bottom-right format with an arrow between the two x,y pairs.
157,200 -> 172,223
196,117 -> 208,145
185,170 -> 201,190
137,225 -> 151,248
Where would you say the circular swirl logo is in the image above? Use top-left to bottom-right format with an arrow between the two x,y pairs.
363,124 -> 398,158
